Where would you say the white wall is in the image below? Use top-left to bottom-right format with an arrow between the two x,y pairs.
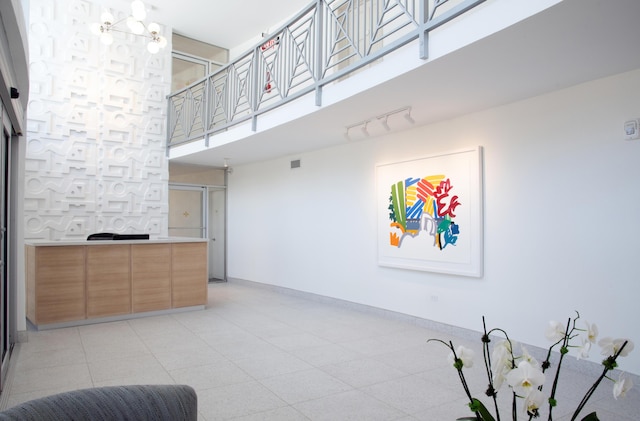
227,68 -> 640,376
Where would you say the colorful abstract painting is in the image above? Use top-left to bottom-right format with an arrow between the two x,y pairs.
376,147 -> 483,277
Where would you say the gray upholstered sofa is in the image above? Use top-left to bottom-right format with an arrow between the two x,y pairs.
0,384 -> 197,420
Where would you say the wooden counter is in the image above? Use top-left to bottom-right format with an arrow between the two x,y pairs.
25,238 -> 208,329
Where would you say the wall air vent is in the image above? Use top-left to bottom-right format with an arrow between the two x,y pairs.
290,159 -> 301,169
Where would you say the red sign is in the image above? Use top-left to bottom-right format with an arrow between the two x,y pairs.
261,36 -> 280,51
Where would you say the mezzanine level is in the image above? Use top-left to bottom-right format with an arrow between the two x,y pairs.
166,0 -> 485,158
166,0 -> 640,167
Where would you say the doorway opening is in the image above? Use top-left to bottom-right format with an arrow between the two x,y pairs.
207,187 -> 226,282
168,183 -> 226,283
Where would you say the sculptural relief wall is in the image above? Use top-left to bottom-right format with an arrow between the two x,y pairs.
25,0 -> 171,240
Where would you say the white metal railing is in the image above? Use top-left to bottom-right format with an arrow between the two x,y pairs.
167,0 -> 486,150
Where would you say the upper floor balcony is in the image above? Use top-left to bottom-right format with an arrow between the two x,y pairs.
167,0 -> 640,167
167,0 -> 492,163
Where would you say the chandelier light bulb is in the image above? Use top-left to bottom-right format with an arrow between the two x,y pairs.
131,0 -> 147,21
90,22 -> 103,35
126,17 -> 145,35
157,35 -> 167,49
100,11 -> 115,25
100,32 -> 114,45
147,41 -> 160,54
147,22 -> 160,34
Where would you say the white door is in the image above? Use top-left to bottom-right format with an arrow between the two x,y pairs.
208,188 -> 225,281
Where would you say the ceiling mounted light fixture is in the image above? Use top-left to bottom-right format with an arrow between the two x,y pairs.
344,106 -> 415,140
404,108 -> 415,124
378,115 -> 391,131
361,121 -> 370,137
90,0 -> 167,54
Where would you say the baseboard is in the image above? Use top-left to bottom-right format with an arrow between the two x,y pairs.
226,277 -> 639,384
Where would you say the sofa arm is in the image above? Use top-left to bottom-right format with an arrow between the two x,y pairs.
0,384 -> 197,421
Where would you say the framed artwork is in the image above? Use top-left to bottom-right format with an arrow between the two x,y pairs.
376,146 -> 483,277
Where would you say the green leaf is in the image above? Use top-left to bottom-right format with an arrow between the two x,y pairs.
390,182 -> 406,229
471,398 -> 495,421
581,412 -> 600,421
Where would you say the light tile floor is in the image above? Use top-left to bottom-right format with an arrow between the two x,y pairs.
2,281 -> 638,420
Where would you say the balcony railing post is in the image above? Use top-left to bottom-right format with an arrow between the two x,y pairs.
314,0 -> 324,107
166,93 -> 172,156
251,46 -> 260,131
203,75 -> 210,147
419,0 -> 429,59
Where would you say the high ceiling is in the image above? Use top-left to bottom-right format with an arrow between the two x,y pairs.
141,0 -> 640,167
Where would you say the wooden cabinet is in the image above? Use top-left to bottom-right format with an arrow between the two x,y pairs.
26,240 -> 207,328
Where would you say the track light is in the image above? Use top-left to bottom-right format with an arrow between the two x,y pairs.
361,122 -> 370,137
404,109 -> 415,124
379,115 -> 391,131
344,106 -> 414,140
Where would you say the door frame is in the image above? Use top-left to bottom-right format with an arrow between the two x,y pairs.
168,184 -> 207,239
0,105 -> 17,392
168,183 -> 227,282
207,186 -> 226,282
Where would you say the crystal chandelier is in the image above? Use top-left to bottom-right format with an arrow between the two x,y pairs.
90,0 -> 168,54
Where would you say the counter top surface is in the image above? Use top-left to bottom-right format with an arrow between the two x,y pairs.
25,237 -> 208,246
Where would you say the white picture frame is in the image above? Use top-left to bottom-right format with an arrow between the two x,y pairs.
376,146 -> 483,277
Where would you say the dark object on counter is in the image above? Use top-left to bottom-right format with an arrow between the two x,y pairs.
87,233 -> 150,241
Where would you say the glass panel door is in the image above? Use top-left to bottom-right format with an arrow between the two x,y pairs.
208,188 -> 225,281
0,107 -> 11,391
168,185 -> 205,238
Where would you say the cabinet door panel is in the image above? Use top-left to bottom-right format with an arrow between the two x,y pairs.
172,243 -> 207,307
34,246 -> 86,324
132,244 -> 171,312
86,245 -> 131,318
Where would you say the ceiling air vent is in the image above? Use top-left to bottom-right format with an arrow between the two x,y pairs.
290,159 -> 301,169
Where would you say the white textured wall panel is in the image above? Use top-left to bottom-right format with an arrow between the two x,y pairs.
25,0 -> 171,240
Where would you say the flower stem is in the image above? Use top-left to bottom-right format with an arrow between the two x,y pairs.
570,340 -> 628,421
451,341 -> 479,416
428,339 -> 481,420
481,318 -> 501,421
545,317 -> 572,421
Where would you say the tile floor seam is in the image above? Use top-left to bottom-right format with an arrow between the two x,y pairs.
3,282 -> 638,420
127,319 -> 179,386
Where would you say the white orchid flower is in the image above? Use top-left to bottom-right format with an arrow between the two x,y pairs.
448,345 -> 475,368
491,340 -> 513,390
506,360 -> 546,397
545,320 -> 566,342
576,338 -> 591,361
520,345 -> 539,367
523,389 -> 546,416
598,337 -> 635,357
613,372 -> 633,400
584,321 -> 598,343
